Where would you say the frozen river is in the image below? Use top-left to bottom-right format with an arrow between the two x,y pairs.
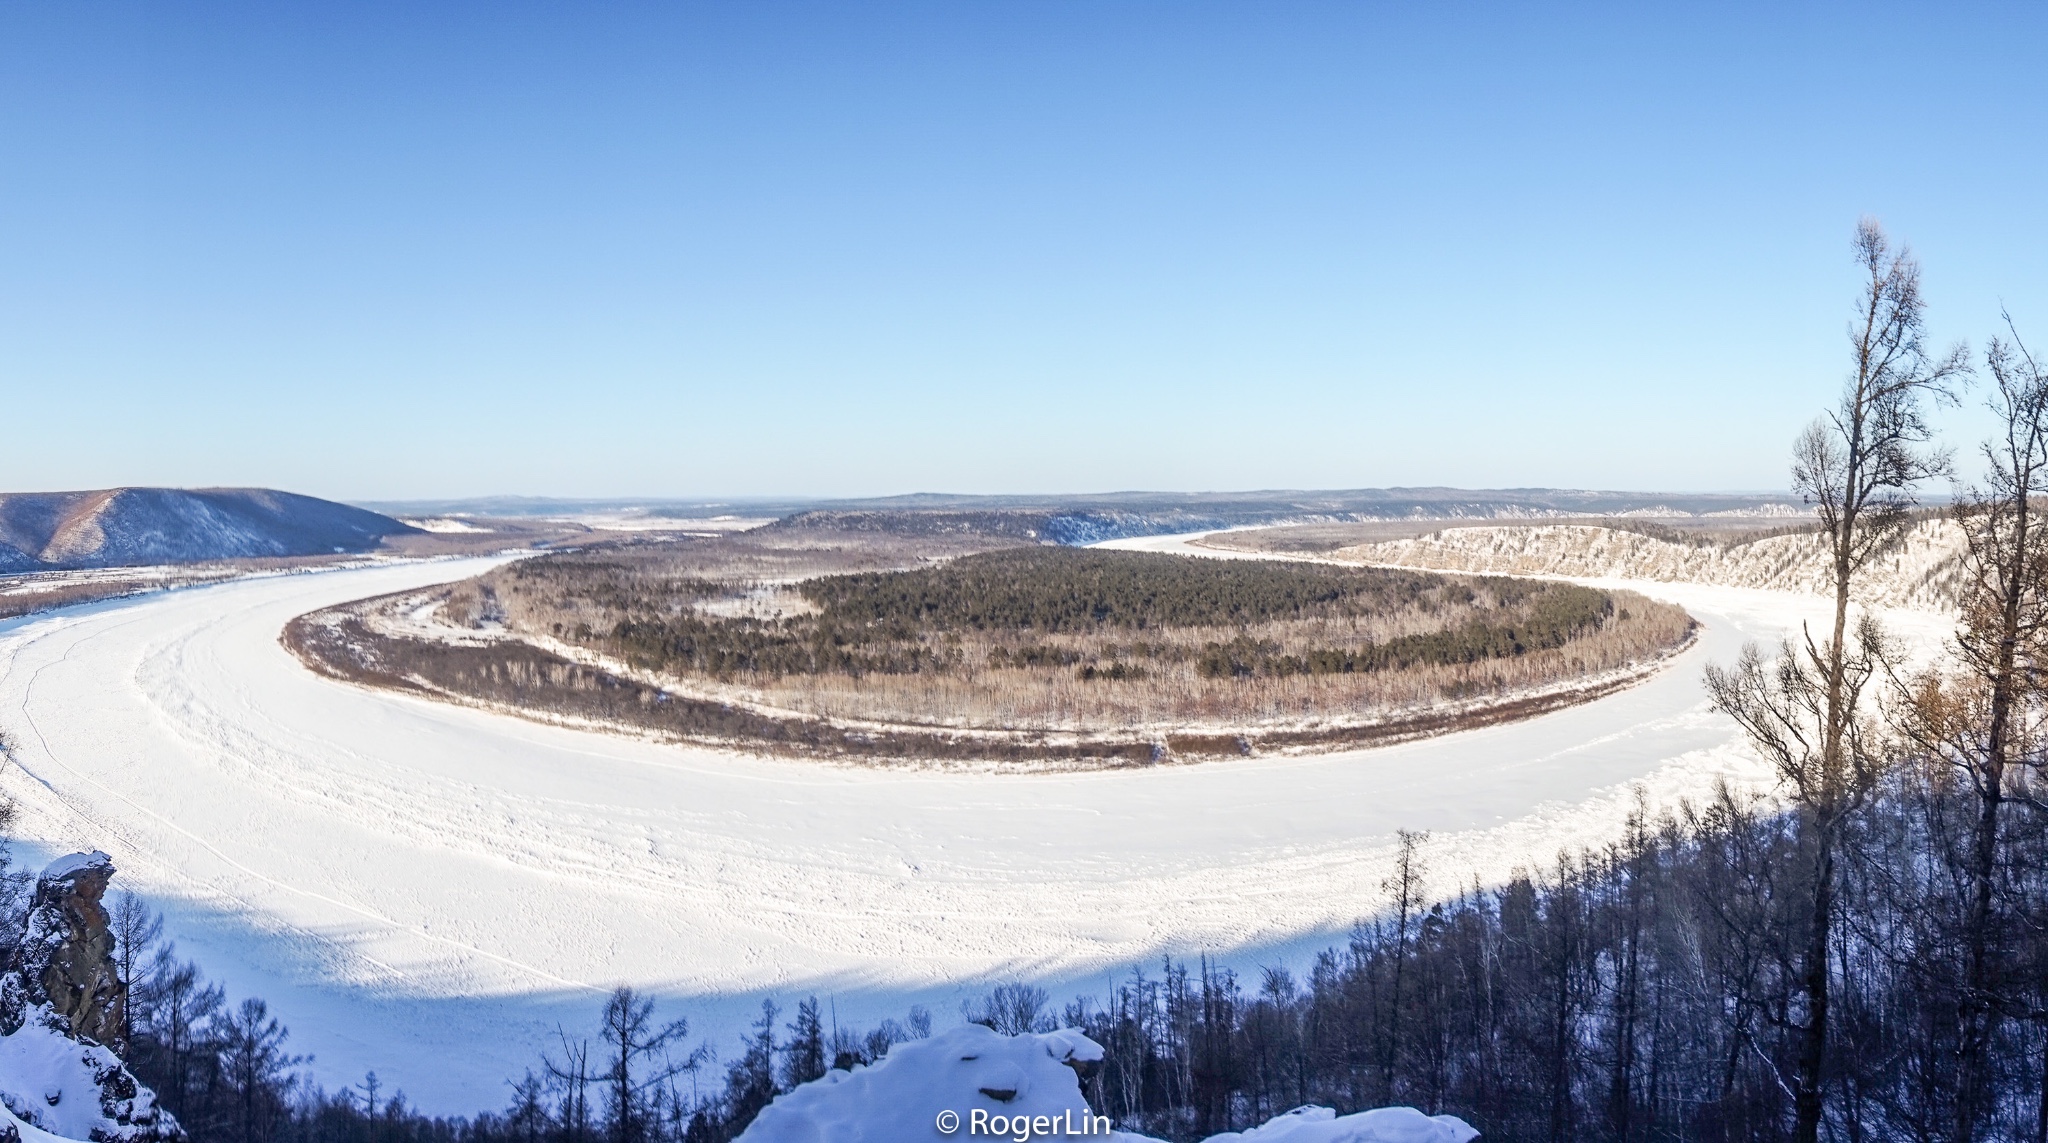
0,549 -> 1947,1110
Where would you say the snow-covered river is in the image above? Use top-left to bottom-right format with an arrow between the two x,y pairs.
0,550 -> 1950,1110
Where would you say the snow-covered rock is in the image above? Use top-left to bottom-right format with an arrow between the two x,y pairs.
735,1026 -> 1476,1143
0,854 -> 181,1142
0,1012 -> 175,1142
736,1024 -> 1147,1142
1202,1104 -> 1478,1143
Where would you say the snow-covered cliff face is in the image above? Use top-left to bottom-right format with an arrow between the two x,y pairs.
0,854 -> 180,1143
734,1025 -> 1477,1143
1337,520 -> 1966,611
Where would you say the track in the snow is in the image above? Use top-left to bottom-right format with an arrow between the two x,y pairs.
0,550 -> 1946,1110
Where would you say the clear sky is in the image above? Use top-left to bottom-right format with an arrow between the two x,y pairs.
2,2 -> 2043,502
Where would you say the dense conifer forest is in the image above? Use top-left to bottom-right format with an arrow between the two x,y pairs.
600,550 -> 1623,683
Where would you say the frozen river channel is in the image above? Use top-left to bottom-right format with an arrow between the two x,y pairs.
0,548 -> 1948,1109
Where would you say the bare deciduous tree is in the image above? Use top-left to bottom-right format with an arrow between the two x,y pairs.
1896,314 -> 2048,1142
1708,218 -> 1967,1143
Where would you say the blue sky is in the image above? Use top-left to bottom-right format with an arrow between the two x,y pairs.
2,2 -> 2042,502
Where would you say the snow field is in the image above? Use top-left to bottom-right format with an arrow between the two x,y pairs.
0,547 -> 1950,1110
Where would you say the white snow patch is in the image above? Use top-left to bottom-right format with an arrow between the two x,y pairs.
0,1012 -> 172,1141
38,852 -> 109,881
1334,520 -> 1964,612
400,518 -> 492,534
1203,1105 -> 1478,1143
544,513 -> 774,533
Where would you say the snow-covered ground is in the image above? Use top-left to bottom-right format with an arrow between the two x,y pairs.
0,546 -> 1952,1112
731,1024 -> 1477,1142
1323,519 -> 1966,612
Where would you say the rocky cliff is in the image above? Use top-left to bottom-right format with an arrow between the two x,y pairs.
0,853 -> 180,1142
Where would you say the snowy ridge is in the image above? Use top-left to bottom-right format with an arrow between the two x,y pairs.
734,1025 -> 1476,1143
1335,520 -> 1965,611
0,488 -> 413,570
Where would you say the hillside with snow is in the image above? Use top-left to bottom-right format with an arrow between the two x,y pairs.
1328,519 -> 1966,611
0,488 -> 414,571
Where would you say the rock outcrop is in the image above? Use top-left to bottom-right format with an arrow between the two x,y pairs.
0,854 -> 180,1142
11,855 -> 124,1051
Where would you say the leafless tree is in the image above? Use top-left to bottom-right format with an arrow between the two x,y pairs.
545,1028 -> 597,1143
1707,218 -> 1968,1143
109,890 -> 163,1056
597,986 -> 698,1143
970,983 -> 1054,1036
1895,313 -> 2048,1142
1379,829 -> 1427,1095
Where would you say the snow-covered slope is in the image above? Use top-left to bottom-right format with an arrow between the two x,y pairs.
0,1017 -> 174,1142
1336,520 -> 1965,611
734,1025 -> 1477,1143
0,488 -> 414,570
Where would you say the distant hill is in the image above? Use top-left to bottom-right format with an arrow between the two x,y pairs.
756,489 -> 1813,546
366,488 -> 1810,533
0,488 -> 417,571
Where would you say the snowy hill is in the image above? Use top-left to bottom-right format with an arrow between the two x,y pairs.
1334,519 -> 1966,611
0,488 -> 414,570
